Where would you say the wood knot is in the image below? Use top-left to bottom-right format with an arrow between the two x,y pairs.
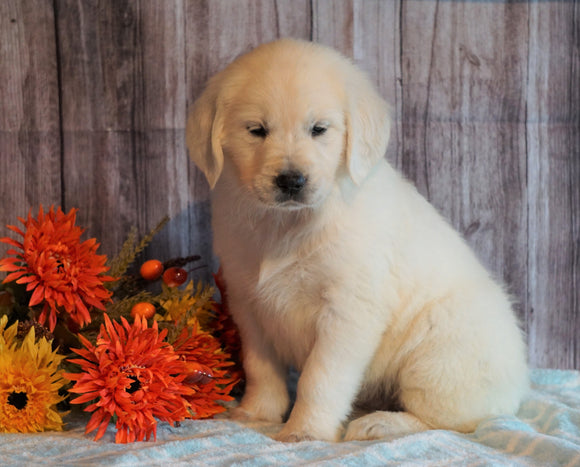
459,45 -> 481,67
464,220 -> 481,237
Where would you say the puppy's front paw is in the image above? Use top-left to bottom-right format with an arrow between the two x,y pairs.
273,428 -> 316,443
228,404 -> 284,424
228,406 -> 259,422
273,423 -> 339,443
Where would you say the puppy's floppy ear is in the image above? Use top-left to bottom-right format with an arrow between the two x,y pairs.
186,77 -> 225,189
344,70 -> 391,185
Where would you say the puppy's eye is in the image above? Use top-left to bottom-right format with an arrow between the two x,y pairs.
248,125 -> 268,138
311,125 -> 327,137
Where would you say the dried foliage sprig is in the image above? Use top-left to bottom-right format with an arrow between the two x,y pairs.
107,216 -> 169,280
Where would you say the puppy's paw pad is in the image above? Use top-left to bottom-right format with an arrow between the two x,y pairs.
344,412 -> 428,441
344,418 -> 390,441
273,430 -> 316,443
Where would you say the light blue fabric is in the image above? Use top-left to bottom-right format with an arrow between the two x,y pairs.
1,369 -> 579,466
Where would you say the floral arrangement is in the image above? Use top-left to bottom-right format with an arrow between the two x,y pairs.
0,206 -> 242,443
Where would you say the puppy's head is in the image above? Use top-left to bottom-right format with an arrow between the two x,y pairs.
187,39 -> 390,209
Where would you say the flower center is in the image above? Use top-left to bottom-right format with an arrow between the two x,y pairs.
7,391 -> 28,410
53,255 -> 70,272
47,244 -> 73,275
126,376 -> 141,394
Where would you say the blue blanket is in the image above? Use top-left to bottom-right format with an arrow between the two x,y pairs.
1,369 -> 579,466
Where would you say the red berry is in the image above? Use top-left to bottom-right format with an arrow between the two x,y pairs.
185,362 -> 214,385
162,267 -> 188,287
131,302 -> 156,319
140,259 -> 164,281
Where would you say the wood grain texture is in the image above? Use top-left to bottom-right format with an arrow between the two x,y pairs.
0,0 -> 62,258
526,1 -> 580,369
399,1 -> 530,325
56,0 -> 144,258
312,0 -> 354,54
0,0 -> 578,368
55,1 -> 188,266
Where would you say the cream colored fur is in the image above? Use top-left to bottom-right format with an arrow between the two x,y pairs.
186,39 -> 528,442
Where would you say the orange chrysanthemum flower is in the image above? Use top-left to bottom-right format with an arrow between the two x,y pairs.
65,315 -> 194,443
0,206 -> 115,331
172,321 -> 238,419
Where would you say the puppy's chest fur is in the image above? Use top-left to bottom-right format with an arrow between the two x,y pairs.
255,250 -> 330,368
217,209 -> 340,369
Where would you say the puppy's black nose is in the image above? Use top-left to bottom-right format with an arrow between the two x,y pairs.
275,170 -> 307,195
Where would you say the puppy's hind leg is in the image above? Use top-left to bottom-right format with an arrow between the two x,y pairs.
344,411 -> 430,441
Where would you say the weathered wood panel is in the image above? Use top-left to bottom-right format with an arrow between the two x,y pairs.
0,0 -> 62,259
0,0 -> 578,368
526,1 -> 580,369
399,1 -> 530,329
56,1 -> 189,266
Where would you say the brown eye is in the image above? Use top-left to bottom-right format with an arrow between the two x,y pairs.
311,125 -> 327,137
248,125 -> 268,138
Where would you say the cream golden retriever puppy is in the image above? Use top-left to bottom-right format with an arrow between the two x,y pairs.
186,38 -> 528,442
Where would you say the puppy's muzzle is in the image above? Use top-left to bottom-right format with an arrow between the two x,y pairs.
274,170 -> 307,201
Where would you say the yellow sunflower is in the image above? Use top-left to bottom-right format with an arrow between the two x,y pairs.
0,316 -> 68,433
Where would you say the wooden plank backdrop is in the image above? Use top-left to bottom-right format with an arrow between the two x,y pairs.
0,0 -> 578,369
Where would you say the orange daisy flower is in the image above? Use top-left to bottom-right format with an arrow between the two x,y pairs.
172,320 -> 238,419
66,314 -> 194,443
0,206 -> 115,331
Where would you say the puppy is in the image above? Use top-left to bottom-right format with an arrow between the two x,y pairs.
186,38 -> 528,442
